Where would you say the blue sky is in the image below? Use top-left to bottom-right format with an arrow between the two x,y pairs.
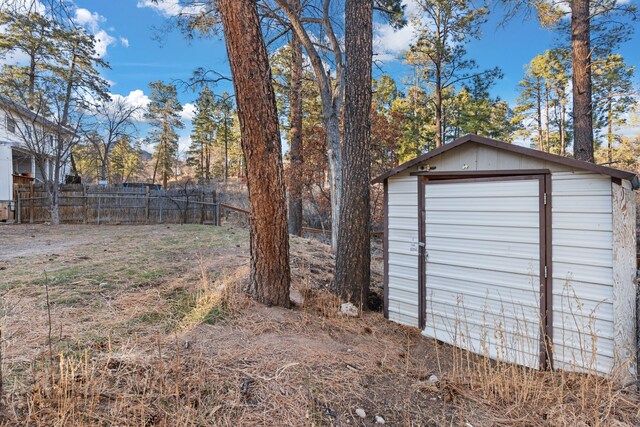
39,1 -> 640,151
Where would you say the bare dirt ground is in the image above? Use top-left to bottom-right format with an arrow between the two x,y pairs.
0,224 -> 638,426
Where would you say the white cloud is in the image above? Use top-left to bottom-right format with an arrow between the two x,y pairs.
74,8 -> 105,32
373,0 -> 419,63
113,89 -> 151,109
72,7 -> 123,58
0,49 -> 30,66
403,0 -> 422,15
72,7 -> 119,58
373,21 -> 416,62
94,30 -> 116,58
137,0 -> 182,16
137,0 -> 204,17
178,134 -> 192,153
180,103 -> 197,121
108,89 -> 151,121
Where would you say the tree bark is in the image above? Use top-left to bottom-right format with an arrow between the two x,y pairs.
571,0 -> 594,162
162,137 -> 168,189
435,65 -> 442,148
287,0 -> 303,236
224,108 -> 229,182
560,97 -> 566,156
607,98 -> 613,164
219,0 -> 291,307
544,83 -> 550,152
274,0 -> 343,252
49,159 -> 61,225
101,156 -> 108,181
335,0 -> 373,307
536,78 -> 543,151
326,110 -> 342,253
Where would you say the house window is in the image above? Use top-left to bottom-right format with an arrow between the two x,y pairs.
6,115 -> 16,134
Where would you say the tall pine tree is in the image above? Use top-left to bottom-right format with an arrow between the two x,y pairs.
0,1 -> 109,223
145,81 -> 184,189
187,87 -> 216,184
593,54 -> 636,163
406,0 -> 501,148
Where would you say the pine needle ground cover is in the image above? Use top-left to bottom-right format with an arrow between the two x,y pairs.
0,225 -> 637,426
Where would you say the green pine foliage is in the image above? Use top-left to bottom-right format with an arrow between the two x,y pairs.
145,81 -> 184,188
110,136 -> 142,184
186,87 -> 242,183
187,87 -> 217,184
593,53 -> 636,158
513,49 -> 572,155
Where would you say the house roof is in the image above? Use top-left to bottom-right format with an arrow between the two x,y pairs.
372,134 -> 639,189
0,94 -> 76,136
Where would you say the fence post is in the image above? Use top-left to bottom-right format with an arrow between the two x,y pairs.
145,187 -> 150,223
29,183 -> 34,224
97,194 -> 101,225
159,195 -> 163,224
83,185 -> 88,224
16,191 -> 21,224
215,203 -> 220,226
200,192 -> 205,224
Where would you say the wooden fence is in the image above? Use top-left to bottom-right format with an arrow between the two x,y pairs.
14,184 -> 218,225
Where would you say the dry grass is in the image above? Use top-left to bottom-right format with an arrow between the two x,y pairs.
0,224 -> 638,426
440,346 -> 640,426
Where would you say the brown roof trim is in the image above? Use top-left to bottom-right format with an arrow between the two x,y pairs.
372,134 -> 639,188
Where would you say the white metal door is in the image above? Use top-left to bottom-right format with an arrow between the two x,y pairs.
422,178 -> 543,368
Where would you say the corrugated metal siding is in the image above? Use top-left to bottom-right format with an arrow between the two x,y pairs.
387,175 -> 419,327
551,171 -> 615,374
422,179 -> 542,368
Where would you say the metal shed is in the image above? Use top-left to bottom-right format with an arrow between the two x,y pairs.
373,134 -> 639,379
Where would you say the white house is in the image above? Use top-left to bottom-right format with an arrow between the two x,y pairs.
0,95 -> 71,221
374,134 -> 638,381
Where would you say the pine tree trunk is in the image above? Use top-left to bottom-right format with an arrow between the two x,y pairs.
28,52 -> 36,108
224,111 -> 229,182
335,0 -> 372,307
536,79 -> 543,151
435,67 -> 442,149
200,143 -> 205,183
560,100 -> 566,156
219,0 -> 291,307
544,85 -> 550,152
101,158 -> 107,181
152,158 -> 158,184
607,98 -> 613,164
288,0 -> 303,236
162,141 -> 168,189
571,0 -> 594,162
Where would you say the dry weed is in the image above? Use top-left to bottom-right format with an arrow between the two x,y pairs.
0,225 -> 638,427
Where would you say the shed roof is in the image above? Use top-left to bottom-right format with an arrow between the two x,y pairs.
372,134 -> 639,188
